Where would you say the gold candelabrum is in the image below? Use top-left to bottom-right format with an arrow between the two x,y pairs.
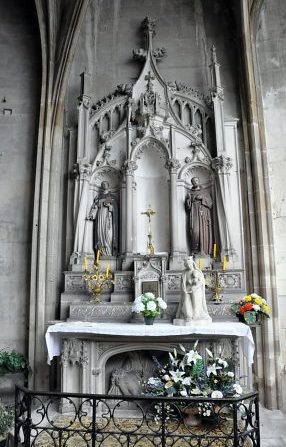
141,204 -> 155,255
206,270 -> 222,304
83,254 -> 114,303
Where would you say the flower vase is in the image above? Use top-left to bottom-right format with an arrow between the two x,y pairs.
144,316 -> 155,325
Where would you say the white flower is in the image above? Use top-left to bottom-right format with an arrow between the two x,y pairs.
217,358 -> 228,368
179,344 -> 186,352
185,350 -> 202,365
180,389 -> 188,397
261,299 -> 266,304
233,383 -> 242,395
144,292 -> 155,299
169,352 -> 179,366
146,301 -> 157,312
253,304 -> 260,311
207,363 -> 221,377
182,377 -> 192,386
157,297 -> 167,309
148,377 -> 160,385
227,371 -> 234,378
132,302 -> 145,313
206,348 -> 213,358
170,370 -> 185,383
211,390 -> 223,398
134,295 -> 143,304
163,375 -> 170,381
251,293 -> 260,299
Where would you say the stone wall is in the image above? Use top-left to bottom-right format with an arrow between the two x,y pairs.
66,0 -> 240,126
0,0 -> 40,353
256,0 -> 286,410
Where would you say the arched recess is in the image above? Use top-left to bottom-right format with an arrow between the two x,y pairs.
133,139 -> 170,254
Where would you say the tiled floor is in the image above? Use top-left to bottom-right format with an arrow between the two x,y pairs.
260,406 -> 286,446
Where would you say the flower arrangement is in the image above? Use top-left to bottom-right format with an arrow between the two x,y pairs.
233,293 -> 270,325
131,292 -> 167,322
144,342 -> 242,399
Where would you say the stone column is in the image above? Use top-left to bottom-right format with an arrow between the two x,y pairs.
166,158 -> 181,269
122,160 -> 138,256
212,155 -> 235,256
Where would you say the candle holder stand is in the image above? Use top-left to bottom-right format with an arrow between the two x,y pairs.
83,264 -> 114,304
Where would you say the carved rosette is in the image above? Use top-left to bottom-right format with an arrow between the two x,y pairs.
165,158 -> 181,174
122,160 -> 138,176
212,155 -> 233,175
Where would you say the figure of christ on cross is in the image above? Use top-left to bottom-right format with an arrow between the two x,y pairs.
141,205 -> 156,255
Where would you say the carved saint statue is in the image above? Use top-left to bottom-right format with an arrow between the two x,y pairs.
186,177 -> 213,255
88,181 -> 118,256
176,256 -> 211,322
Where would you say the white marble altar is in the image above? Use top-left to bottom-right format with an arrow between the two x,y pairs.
45,321 -> 254,396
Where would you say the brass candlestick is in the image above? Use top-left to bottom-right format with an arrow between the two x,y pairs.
83,263 -> 114,304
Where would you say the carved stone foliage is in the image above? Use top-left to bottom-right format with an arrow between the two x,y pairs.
167,274 -> 181,291
96,146 -> 117,168
72,162 -> 92,181
121,160 -> 138,175
165,158 -> 181,173
61,339 -> 89,366
65,274 -> 86,292
212,155 -> 233,174
184,145 -> 210,165
114,274 -> 133,291
218,272 -> 242,290
69,304 -> 133,322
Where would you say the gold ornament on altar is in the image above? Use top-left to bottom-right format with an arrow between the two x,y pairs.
83,252 -> 114,303
141,204 -> 155,255
205,270 -> 222,304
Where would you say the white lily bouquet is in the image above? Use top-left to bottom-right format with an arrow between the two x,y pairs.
144,342 -> 242,398
131,292 -> 167,324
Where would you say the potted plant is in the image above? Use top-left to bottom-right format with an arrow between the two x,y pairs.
0,349 -> 29,406
131,292 -> 167,324
0,400 -> 13,447
232,293 -> 270,325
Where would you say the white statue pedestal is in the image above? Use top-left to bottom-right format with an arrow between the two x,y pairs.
173,318 -> 212,326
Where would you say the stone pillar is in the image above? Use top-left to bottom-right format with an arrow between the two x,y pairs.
212,155 -> 235,257
122,160 -> 138,256
209,45 -> 225,155
166,158 -> 182,269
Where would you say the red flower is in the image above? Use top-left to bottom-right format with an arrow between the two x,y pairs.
244,303 -> 253,311
240,305 -> 246,315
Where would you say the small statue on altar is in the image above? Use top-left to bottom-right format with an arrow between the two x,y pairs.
88,181 -> 118,256
186,176 -> 213,255
174,256 -> 212,325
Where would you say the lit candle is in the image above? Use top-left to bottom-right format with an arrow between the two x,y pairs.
96,249 -> 100,265
222,256 -> 227,271
213,243 -> 217,258
83,256 -> 88,272
105,264 -> 110,278
198,258 -> 202,270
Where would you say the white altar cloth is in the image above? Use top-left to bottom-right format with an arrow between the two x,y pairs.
45,321 -> 255,367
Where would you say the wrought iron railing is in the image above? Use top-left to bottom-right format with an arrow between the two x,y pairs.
15,386 -> 260,446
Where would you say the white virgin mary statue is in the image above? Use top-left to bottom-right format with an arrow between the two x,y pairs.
175,256 -> 211,324
88,181 -> 118,256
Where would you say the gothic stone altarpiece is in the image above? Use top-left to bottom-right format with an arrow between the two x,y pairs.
58,17 -> 248,396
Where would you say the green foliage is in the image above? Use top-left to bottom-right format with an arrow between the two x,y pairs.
0,349 -> 28,375
0,401 -> 13,436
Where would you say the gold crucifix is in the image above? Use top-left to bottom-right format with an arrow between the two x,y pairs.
141,205 -> 156,255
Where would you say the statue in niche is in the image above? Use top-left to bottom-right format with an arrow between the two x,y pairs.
88,181 -> 118,256
175,256 -> 211,323
186,176 -> 213,255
